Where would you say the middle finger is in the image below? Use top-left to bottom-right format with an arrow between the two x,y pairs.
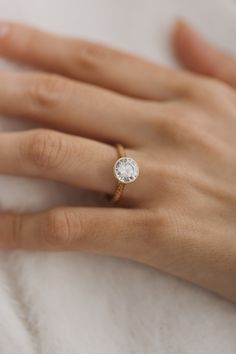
0,71 -> 151,146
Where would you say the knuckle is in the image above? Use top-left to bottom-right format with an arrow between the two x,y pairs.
147,103 -> 186,136
27,74 -> 69,109
20,129 -> 68,170
128,209 -> 156,246
175,72 -> 214,99
142,209 -> 160,237
184,76 -> 230,101
45,209 -> 75,247
157,208 -> 180,237
152,108 -> 207,146
168,72 -> 202,98
157,165 -> 180,189
136,207 -> 178,254
149,164 -> 188,200
72,40 -> 115,74
156,111 -> 219,153
150,207 -> 182,245
204,77 -> 233,97
157,114 -> 189,139
183,78 -> 204,98
148,208 -> 169,241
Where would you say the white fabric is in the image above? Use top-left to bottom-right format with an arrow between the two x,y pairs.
0,0 -> 236,353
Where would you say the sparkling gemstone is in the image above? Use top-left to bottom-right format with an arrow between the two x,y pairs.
114,157 -> 139,184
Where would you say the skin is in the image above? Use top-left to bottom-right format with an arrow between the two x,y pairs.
0,20 -> 235,302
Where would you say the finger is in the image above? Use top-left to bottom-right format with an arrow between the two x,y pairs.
0,21 -> 192,100
0,71 -> 146,146
0,207 -> 148,254
173,20 -> 236,88
0,129 -> 144,201
0,129 -> 118,195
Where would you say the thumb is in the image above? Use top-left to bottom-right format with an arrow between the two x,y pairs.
173,20 -> 236,89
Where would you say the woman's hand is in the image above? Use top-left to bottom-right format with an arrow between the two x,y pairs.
0,22 -> 235,301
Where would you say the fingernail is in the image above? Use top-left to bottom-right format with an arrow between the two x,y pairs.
0,24 -> 9,38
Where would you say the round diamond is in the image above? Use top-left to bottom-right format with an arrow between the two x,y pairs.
114,157 -> 139,184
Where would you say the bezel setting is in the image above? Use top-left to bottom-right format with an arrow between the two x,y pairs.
113,157 -> 139,184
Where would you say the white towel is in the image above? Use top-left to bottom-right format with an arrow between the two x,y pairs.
0,0 -> 236,353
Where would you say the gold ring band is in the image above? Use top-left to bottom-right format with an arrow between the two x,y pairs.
111,144 -> 139,204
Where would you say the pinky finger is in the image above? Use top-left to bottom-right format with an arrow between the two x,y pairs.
0,207 -> 149,255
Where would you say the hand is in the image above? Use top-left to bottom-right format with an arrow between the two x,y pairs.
0,22 -> 235,302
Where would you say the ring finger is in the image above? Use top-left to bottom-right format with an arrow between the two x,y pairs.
0,129 -> 144,201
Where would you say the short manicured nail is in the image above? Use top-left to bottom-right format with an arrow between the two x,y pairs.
0,24 -> 9,38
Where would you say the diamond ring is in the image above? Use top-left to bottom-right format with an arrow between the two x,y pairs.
111,144 -> 139,203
